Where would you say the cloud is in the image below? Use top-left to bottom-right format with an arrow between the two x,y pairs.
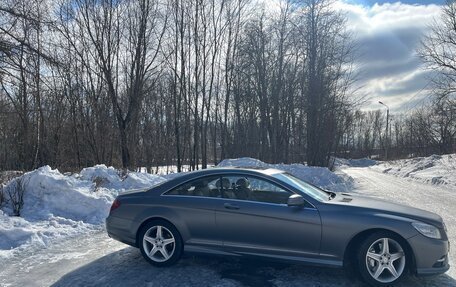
337,1 -> 442,112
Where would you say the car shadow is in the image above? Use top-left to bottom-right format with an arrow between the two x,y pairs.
52,247 -> 455,287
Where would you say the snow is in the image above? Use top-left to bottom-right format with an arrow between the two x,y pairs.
0,211 -> 35,250
333,157 -> 377,167
121,172 -> 167,190
0,165 -> 166,257
218,157 -> 270,168
2,155 -> 455,286
0,166 -> 115,257
20,166 -> 113,223
79,165 -> 122,188
218,157 -> 353,192
334,154 -> 456,188
371,154 -> 456,187
79,164 -> 167,190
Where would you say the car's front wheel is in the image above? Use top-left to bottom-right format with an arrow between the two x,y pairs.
357,231 -> 408,286
139,220 -> 183,266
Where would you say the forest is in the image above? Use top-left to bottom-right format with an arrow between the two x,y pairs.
0,0 -> 455,172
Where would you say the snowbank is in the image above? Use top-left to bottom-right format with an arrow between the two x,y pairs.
0,210 -> 36,250
79,164 -> 166,190
79,165 -> 122,188
372,154 -> 456,187
218,157 -> 353,192
19,166 -> 114,223
0,165 -> 166,257
0,209 -> 101,257
0,158 -> 352,256
121,172 -> 167,190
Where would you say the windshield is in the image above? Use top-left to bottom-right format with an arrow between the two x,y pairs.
273,173 -> 329,202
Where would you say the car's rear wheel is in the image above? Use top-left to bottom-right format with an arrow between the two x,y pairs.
138,220 -> 183,266
357,231 -> 408,286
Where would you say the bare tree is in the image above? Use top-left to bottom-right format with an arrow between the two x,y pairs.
298,0 -> 355,166
421,1 -> 456,100
0,0 -> 398,172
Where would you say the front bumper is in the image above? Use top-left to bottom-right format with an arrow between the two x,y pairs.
408,234 -> 450,276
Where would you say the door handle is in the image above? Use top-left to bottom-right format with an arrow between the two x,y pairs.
224,203 -> 240,210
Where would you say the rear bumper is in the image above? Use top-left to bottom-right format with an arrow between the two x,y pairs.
106,215 -> 137,247
408,234 -> 450,276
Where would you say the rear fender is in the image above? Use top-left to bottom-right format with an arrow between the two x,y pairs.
132,206 -> 191,243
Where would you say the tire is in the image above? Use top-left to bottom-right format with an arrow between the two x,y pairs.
138,220 -> 183,267
357,231 -> 409,286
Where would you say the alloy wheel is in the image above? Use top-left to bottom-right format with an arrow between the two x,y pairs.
365,237 -> 406,283
143,225 -> 176,263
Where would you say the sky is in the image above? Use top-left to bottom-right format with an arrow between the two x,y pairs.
338,0 -> 443,113
347,0 -> 444,5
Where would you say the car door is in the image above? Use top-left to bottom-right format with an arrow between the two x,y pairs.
215,174 -> 322,260
163,175 -> 222,249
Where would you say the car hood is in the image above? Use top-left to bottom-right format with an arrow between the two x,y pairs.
331,193 -> 444,228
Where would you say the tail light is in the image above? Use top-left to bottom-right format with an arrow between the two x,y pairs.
110,199 -> 121,213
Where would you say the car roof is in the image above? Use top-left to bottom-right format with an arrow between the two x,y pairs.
162,167 -> 285,186
190,167 -> 285,176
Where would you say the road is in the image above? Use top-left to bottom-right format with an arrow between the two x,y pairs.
1,167 -> 455,287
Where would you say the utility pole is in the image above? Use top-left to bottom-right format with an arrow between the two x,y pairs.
379,101 -> 389,160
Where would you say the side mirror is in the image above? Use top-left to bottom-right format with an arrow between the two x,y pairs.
287,194 -> 305,207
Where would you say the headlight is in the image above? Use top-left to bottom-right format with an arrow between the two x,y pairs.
412,222 -> 441,239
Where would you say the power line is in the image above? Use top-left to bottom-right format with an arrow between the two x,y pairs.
402,75 -> 436,115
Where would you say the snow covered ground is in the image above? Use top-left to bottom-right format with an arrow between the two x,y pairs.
335,153 -> 456,188
333,157 -> 377,168
0,165 -> 166,258
371,154 -> 456,187
1,156 -> 455,286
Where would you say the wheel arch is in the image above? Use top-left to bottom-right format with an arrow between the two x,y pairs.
343,228 -> 417,274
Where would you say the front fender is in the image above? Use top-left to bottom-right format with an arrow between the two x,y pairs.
319,210 -> 419,261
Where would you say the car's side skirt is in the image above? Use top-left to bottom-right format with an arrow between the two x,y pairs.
237,251 -> 343,267
183,243 -> 343,268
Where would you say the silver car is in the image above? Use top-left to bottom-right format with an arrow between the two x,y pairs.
106,168 -> 450,286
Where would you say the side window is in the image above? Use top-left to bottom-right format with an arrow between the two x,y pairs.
166,176 -> 221,197
221,176 -> 292,204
